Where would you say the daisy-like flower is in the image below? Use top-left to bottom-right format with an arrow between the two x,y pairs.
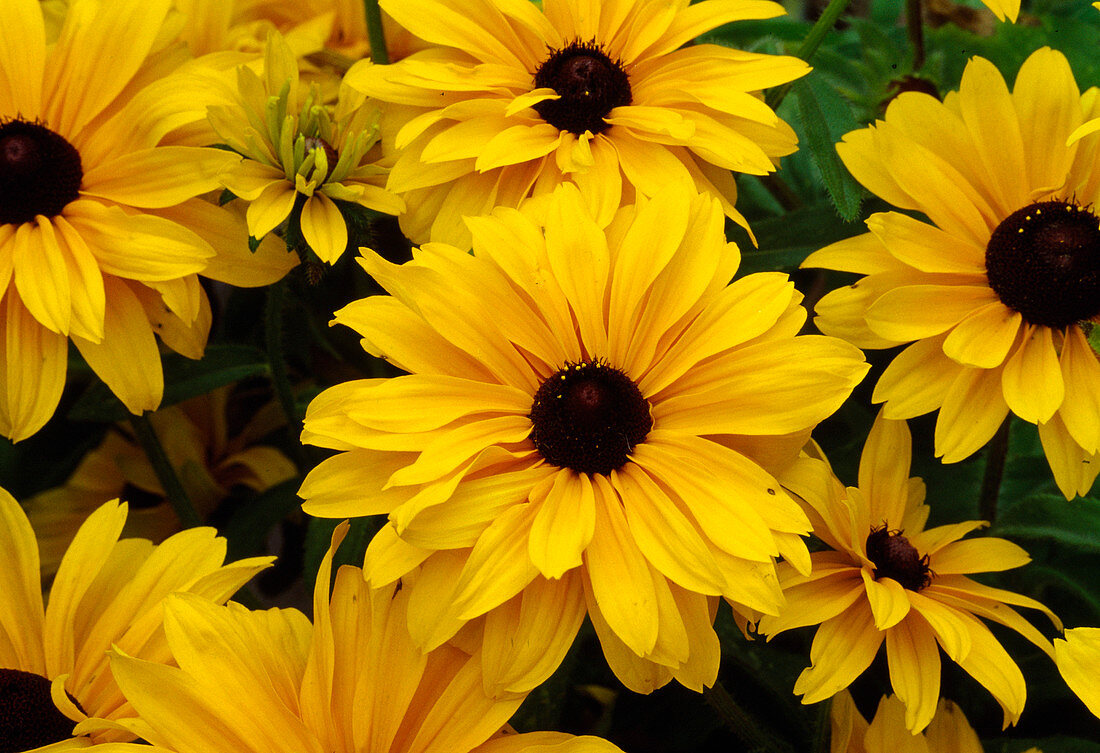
830,690 -> 1042,753
0,490 -> 272,750
0,0 -> 283,439
25,386 -> 297,576
100,522 -> 623,753
298,183 -> 867,695
1055,627 -> 1100,719
209,31 -> 404,263
802,48 -> 1100,499
345,0 -> 809,248
762,413 -> 1061,732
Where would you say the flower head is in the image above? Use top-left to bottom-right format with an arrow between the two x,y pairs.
0,490 -> 272,749
209,31 -> 404,263
345,0 -> 809,248
803,47 -> 1100,499
299,183 -> 867,695
764,413 -> 1061,732
101,522 -> 623,753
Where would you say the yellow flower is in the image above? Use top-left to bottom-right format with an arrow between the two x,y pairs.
345,0 -> 809,248
830,690 -> 1043,753
803,48 -> 1100,499
1055,627 -> 1100,719
763,413 -> 1061,732
0,0 -> 298,439
299,183 -> 867,695
24,386 -> 297,576
0,491 -> 272,749
100,522 -> 624,753
209,31 -> 404,263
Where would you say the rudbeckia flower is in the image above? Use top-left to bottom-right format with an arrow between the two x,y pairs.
803,48 -> 1100,499
100,522 -> 623,753
209,31 -> 404,263
0,0 -> 298,441
1055,627 -> 1100,719
0,490 -> 272,750
25,386 -> 297,576
298,184 -> 868,695
764,413 -> 1061,732
830,690 -> 1042,753
345,0 -> 809,248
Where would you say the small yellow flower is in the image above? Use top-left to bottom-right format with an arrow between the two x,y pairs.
209,30 -> 404,263
762,413 -> 1061,732
0,491 -> 272,749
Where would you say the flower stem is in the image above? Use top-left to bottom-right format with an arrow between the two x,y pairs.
265,279 -> 309,472
765,0 -> 854,111
130,414 -> 202,529
979,417 -> 1011,525
364,0 -> 390,64
703,680 -> 794,753
906,0 -> 926,70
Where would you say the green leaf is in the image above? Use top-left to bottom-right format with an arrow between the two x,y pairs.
730,200 -> 865,274
993,494 -> 1100,554
68,344 -> 270,423
792,77 -> 863,222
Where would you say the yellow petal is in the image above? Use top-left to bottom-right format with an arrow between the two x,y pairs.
930,538 -> 1030,575
0,0 -> 45,115
0,486 -> 45,671
857,413 -> 913,526
873,335 -> 960,420
861,570 -> 911,631
941,302 -> 1022,369
934,366 -> 1009,463
475,124 -> 563,172
1059,325 -> 1100,453
1038,413 -> 1100,500
1001,324 -> 1064,424
885,613 -> 941,733
246,181 -> 299,239
301,193 -> 349,264
865,284 -> 997,343
0,292 -> 67,442
82,147 -> 238,208
453,503 -> 540,619
953,611 -> 1027,728
528,470 -> 595,579
794,601 -> 884,704
14,218 -> 70,335
1055,627 -> 1100,720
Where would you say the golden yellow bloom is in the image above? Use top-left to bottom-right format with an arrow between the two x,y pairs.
0,0 -> 297,441
299,184 -> 867,695
209,31 -> 404,263
99,522 -> 623,753
1055,627 -> 1100,719
25,386 -> 297,576
803,48 -> 1100,499
346,0 -> 809,248
0,491 -> 271,749
764,413 -> 1060,732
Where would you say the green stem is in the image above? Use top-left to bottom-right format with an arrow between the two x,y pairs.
130,414 -> 202,528
765,0 -> 855,111
703,681 -> 794,753
265,279 -> 309,472
906,0 -> 926,70
364,0 -> 389,64
979,417 -> 1011,525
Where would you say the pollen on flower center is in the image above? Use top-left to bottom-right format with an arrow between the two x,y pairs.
0,668 -> 80,753
985,200 -> 1100,328
529,359 -> 652,475
0,119 -> 83,225
532,41 -> 632,136
865,526 -> 932,591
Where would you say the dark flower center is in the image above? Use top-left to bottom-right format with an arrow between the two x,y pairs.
0,119 -> 83,225
529,359 -> 652,475
532,41 -> 632,136
303,136 -> 340,176
865,526 -> 932,591
985,200 -> 1100,328
0,669 -> 79,753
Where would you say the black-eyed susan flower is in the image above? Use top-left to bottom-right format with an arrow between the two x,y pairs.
803,48 -> 1100,499
25,386 -> 297,576
298,183 -> 868,695
0,0 -> 300,439
208,31 -> 403,263
764,413 -> 1060,732
344,0 -> 809,248
1055,627 -> 1100,719
0,489 -> 272,749
830,690 -> 1041,753
99,522 -> 623,753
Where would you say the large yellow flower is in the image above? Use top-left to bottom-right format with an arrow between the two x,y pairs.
803,48 -> 1100,499
1055,627 -> 1100,720
99,522 -> 622,753
0,0 -> 298,441
0,490 -> 272,750
25,386 -> 297,576
345,0 -> 809,248
299,184 -> 867,695
763,413 -> 1061,732
209,31 -> 404,263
